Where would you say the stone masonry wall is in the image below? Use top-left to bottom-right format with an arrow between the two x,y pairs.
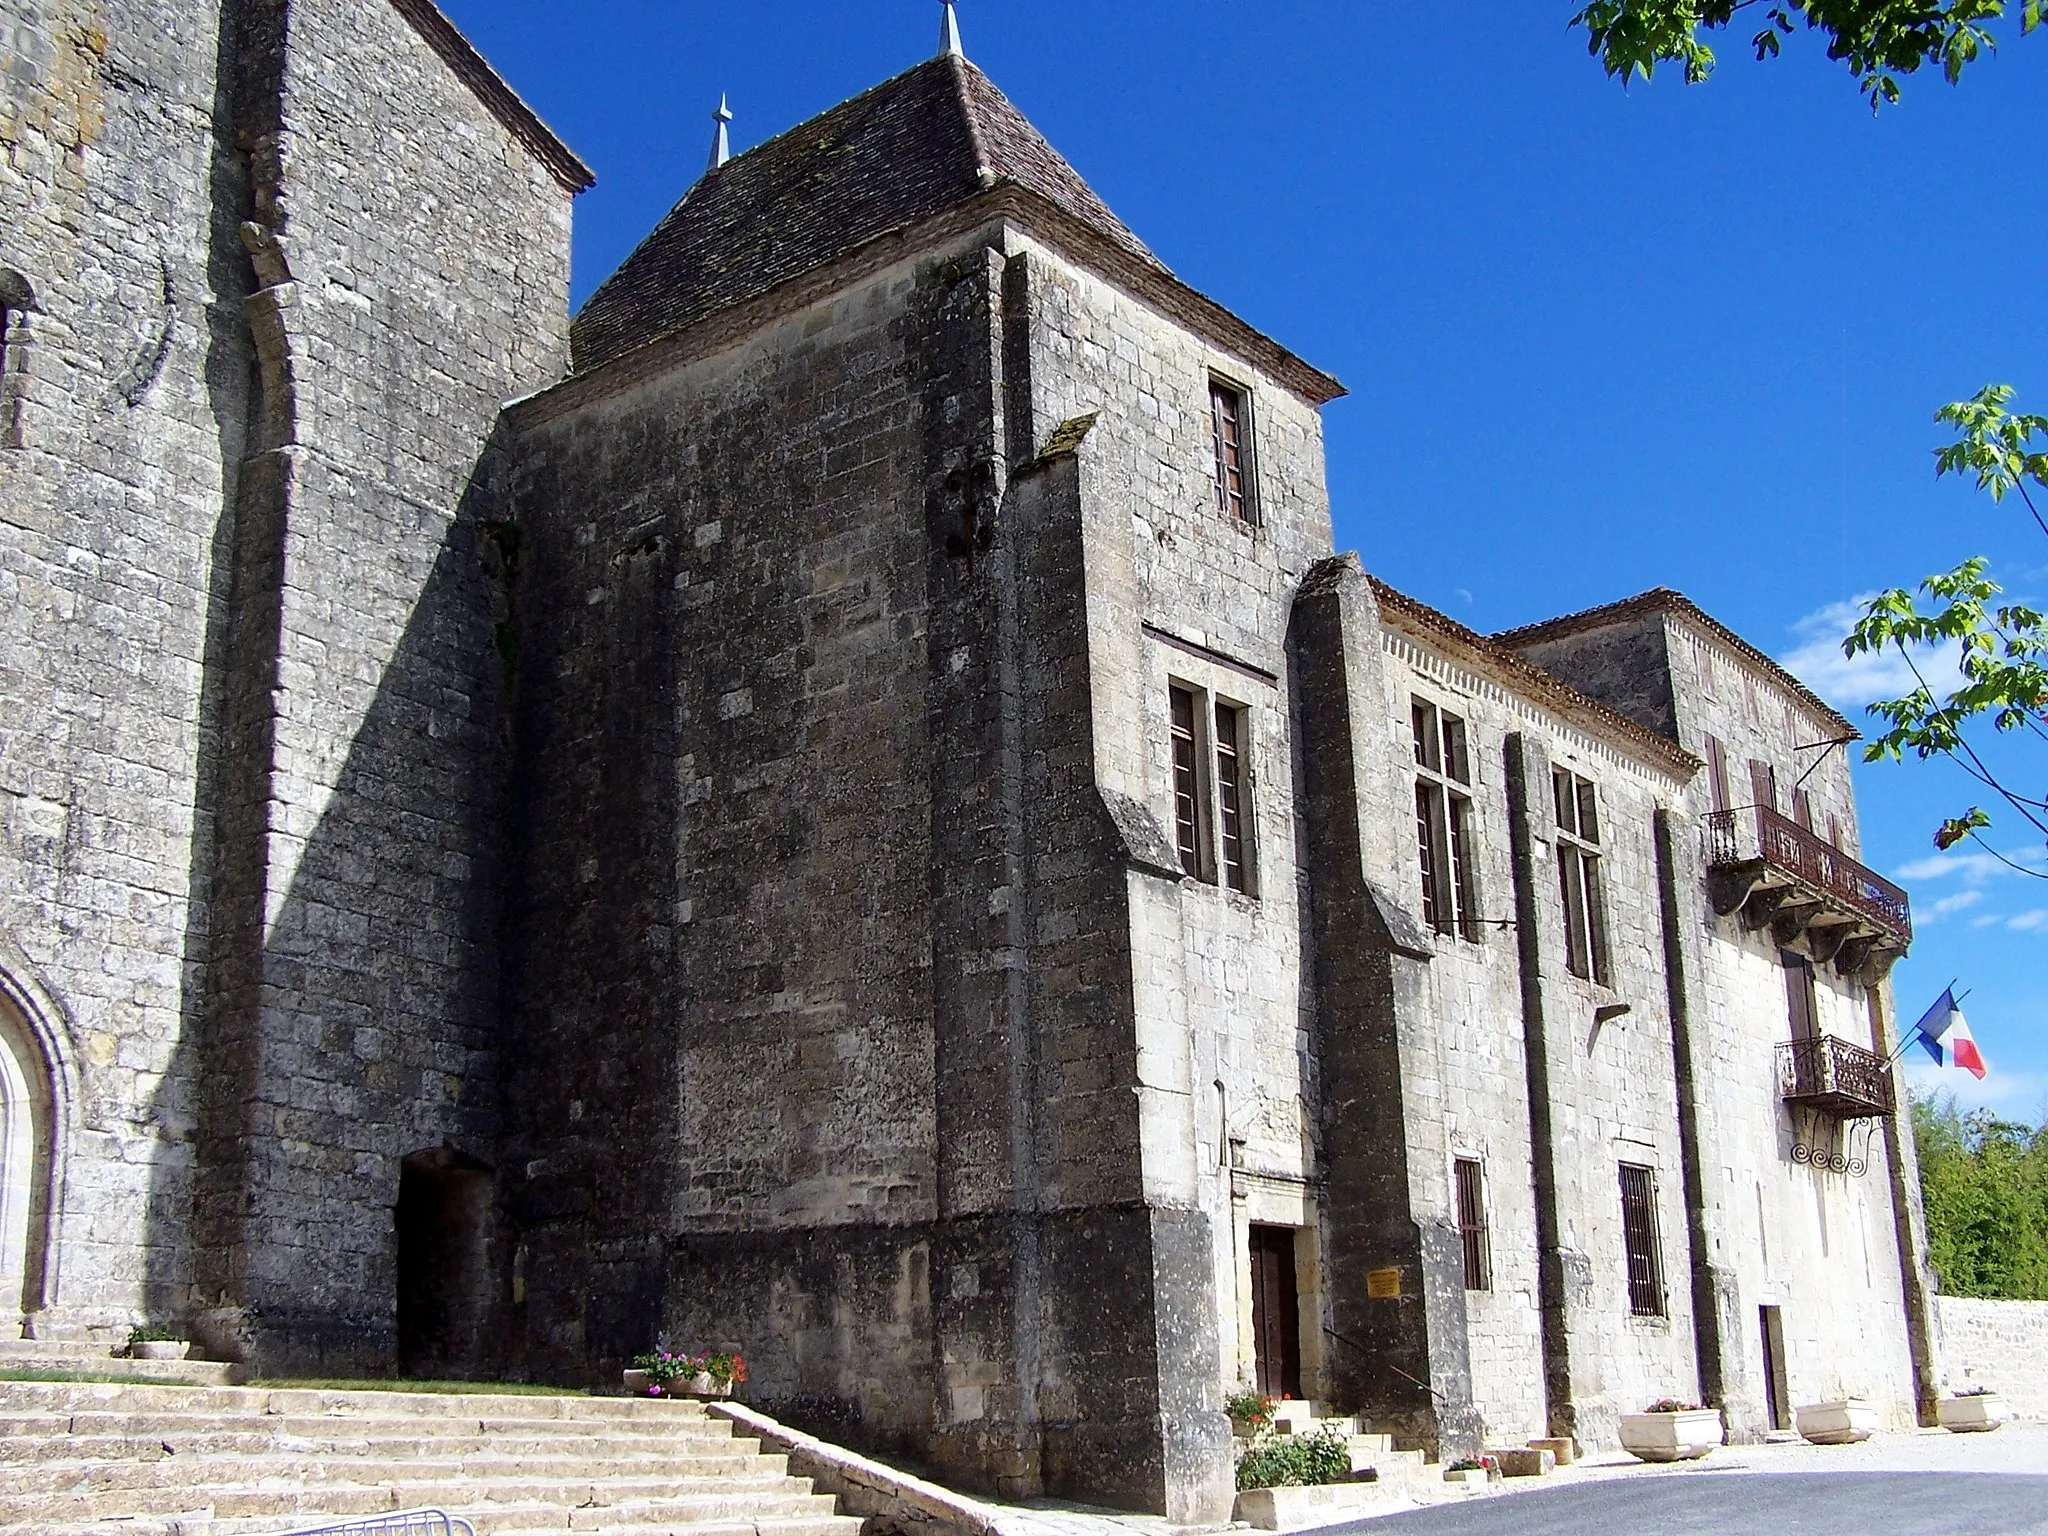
187,0 -> 575,1372
0,0 -> 250,1337
1936,1297 -> 2048,1419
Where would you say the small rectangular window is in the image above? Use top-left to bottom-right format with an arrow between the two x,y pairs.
1209,378 -> 1253,524
1413,699 -> 1480,941
1170,685 -> 1204,878
1454,1157 -> 1491,1292
1553,767 -> 1609,983
1618,1162 -> 1666,1318
1214,700 -> 1254,894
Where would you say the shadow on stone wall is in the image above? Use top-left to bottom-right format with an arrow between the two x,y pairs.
145,417 -> 520,1376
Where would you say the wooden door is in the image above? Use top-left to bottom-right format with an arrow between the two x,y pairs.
1249,1225 -> 1302,1398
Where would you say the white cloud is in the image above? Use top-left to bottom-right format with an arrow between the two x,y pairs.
1921,890 -> 1986,923
2006,909 -> 2048,932
1778,596 -> 1965,712
1905,1061 -> 2048,1121
1894,847 -> 2047,885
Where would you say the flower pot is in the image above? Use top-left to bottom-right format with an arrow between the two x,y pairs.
1937,1394 -> 2010,1434
129,1340 -> 190,1361
622,1369 -> 651,1395
1442,1467 -> 1488,1487
1795,1400 -> 1877,1445
1618,1408 -> 1724,1463
674,1371 -> 732,1399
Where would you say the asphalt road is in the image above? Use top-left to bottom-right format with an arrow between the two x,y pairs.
1324,1472 -> 2048,1535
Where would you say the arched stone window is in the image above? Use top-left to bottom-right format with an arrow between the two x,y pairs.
0,993 -> 54,1326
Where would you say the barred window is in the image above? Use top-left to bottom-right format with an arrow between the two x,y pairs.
1454,1157 -> 1491,1292
1209,378 -> 1254,524
1215,700 -> 1253,894
1619,1162 -> 1666,1318
1413,699 -> 1479,941
1552,768 -> 1609,983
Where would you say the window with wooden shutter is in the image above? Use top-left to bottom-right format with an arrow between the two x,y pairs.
1553,767 -> 1609,983
1413,698 -> 1481,941
1618,1163 -> 1666,1317
1749,759 -> 1778,813
1455,1158 -> 1491,1292
1214,700 -> 1254,894
1209,378 -> 1254,524
1170,685 -> 1204,878
1781,949 -> 1820,1042
1792,787 -> 1815,831
1706,735 -> 1730,813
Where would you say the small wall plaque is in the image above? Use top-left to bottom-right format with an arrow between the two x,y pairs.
1366,1266 -> 1403,1300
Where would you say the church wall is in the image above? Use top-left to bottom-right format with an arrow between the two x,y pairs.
185,0 -> 575,1369
0,0 -> 250,1337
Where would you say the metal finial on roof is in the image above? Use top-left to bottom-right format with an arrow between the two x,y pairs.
707,94 -> 733,173
939,0 -> 964,59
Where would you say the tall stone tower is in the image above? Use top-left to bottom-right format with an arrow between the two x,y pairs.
501,40 -> 1342,1522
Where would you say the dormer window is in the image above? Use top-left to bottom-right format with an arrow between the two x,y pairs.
1208,377 -> 1255,525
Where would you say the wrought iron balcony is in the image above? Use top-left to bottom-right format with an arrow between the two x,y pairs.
1778,1034 -> 1896,1120
1705,804 -> 1911,980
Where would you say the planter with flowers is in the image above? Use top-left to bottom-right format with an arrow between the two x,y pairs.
1618,1400 -> 1724,1463
1937,1385 -> 2010,1434
626,1350 -> 747,1400
1226,1391 -> 1279,1439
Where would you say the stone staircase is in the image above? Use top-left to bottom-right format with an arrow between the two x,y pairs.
1268,1398 -> 1438,1493
0,1379 -> 865,1536
0,1335 -> 236,1385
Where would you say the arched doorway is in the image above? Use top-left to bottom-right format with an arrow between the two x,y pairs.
395,1145 -> 495,1378
0,996 -> 54,1332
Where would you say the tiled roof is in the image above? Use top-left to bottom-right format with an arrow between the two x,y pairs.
1368,577 -> 1703,780
1494,588 -> 1856,739
570,54 -> 1155,373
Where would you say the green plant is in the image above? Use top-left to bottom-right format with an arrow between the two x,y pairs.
1234,1428 -> 1351,1491
1225,1390 -> 1279,1432
1955,1383 -> 1996,1397
126,1326 -> 180,1346
1645,1398 -> 1702,1413
1446,1455 -> 1497,1473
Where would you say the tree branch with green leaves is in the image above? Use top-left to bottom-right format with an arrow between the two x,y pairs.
1571,0 -> 2041,109
1845,386 -> 2048,873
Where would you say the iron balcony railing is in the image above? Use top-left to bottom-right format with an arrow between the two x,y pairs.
1705,804 -> 1912,947
1778,1034 -> 1896,1120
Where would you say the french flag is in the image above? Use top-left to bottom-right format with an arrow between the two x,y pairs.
1913,988 -> 1988,1080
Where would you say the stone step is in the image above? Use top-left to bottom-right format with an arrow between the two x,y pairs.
0,1407 -> 742,1440
0,1480 -> 839,1525
0,1429 -> 762,1465
9,1514 -> 863,1536
0,1381 -> 712,1420
0,1352 -> 237,1386
2,1455 -> 799,1496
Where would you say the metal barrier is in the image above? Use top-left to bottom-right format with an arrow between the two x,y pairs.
263,1512 -> 476,1536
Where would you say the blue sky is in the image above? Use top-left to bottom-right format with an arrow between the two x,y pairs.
439,2 -> 2047,1121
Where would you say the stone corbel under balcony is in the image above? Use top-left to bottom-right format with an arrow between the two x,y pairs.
1705,807 -> 1911,985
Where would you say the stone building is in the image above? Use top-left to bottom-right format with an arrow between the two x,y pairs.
0,1 -> 1937,1522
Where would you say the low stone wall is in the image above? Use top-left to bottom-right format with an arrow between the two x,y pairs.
710,1401 -> 1041,1536
1936,1297 -> 2048,1419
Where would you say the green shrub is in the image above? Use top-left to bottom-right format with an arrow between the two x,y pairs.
1225,1390 -> 1278,1432
1234,1429 -> 1351,1491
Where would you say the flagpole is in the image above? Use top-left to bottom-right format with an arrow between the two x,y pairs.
1883,979 -> 1961,1069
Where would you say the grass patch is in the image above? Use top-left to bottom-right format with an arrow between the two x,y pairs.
248,1378 -> 589,1396
0,1367 -> 216,1386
